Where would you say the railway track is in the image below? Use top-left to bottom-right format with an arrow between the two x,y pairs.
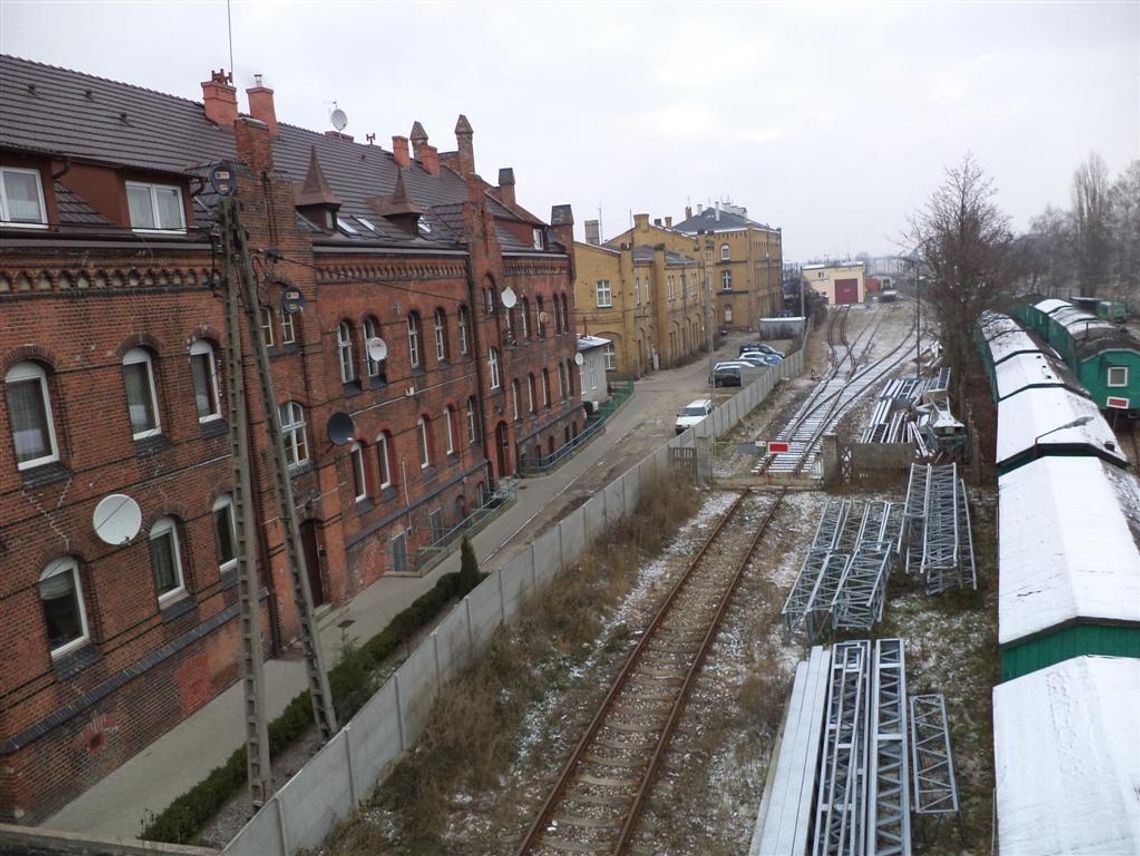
516,489 -> 787,855
755,308 -> 914,478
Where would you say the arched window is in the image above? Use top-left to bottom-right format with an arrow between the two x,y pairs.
457,306 -> 471,356
149,516 -> 185,605
364,316 -> 387,382
407,312 -> 422,369
190,340 -> 222,422
466,397 -> 479,444
443,406 -> 456,455
259,306 -> 275,347
542,368 -> 551,408
520,296 -> 531,338
5,360 -> 59,469
279,401 -> 309,467
122,347 -> 161,439
720,243 -> 730,261
39,557 -> 87,656
434,308 -> 449,362
511,379 -> 521,421
559,362 -> 570,401
537,296 -> 547,338
527,373 -> 537,414
213,494 -> 237,571
484,286 -> 497,315
377,431 -> 393,488
560,292 -> 570,332
488,346 -> 501,389
336,321 -> 356,384
351,442 -> 368,501
417,416 -> 432,468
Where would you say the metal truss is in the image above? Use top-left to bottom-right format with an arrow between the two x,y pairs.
900,465 -> 929,573
866,640 -> 912,856
921,464 -> 960,592
832,547 -> 892,631
909,694 -> 959,816
813,641 -> 871,856
813,499 -> 852,551
956,478 -> 977,591
783,549 -> 833,635
803,552 -> 853,641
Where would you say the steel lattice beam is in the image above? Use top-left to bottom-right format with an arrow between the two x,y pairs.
867,639 -> 912,856
832,548 -> 891,631
909,694 -> 959,816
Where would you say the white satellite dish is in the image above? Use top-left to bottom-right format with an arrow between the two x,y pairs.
501,287 -> 518,309
93,493 -> 143,545
330,107 -> 348,132
367,337 -> 388,362
574,352 -> 585,366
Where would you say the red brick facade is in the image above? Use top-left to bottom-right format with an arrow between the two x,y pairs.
0,56 -> 581,821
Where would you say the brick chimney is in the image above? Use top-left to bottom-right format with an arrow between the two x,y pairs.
202,69 -> 237,127
685,205 -> 692,220
421,144 -> 440,176
409,121 -> 429,161
498,168 -> 516,207
245,75 -> 277,137
633,213 -> 650,230
392,136 -> 411,168
665,216 -> 673,228
551,205 -> 574,274
454,114 -> 474,178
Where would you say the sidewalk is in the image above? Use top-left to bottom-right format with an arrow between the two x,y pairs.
46,383 -> 653,840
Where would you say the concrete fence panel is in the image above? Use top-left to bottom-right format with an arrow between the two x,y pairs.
582,494 -> 606,544
277,731 -> 354,852
501,555 -> 532,620
393,636 -> 441,745
466,572 -> 503,647
604,479 -> 625,524
225,798 -> 286,855
559,507 -> 587,569
433,606 -> 471,686
621,471 -> 639,514
347,680 -> 401,789
532,526 -> 562,583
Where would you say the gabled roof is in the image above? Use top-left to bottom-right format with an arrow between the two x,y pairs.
295,146 -> 341,207
672,206 -> 776,234
996,385 -> 1128,470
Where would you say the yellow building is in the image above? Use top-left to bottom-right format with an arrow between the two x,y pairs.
571,219 -> 705,378
802,261 -> 866,305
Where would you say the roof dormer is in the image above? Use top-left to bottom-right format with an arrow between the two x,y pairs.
294,146 -> 341,232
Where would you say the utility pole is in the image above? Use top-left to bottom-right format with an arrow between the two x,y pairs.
703,234 -> 715,382
227,197 -> 339,743
219,197 -> 272,808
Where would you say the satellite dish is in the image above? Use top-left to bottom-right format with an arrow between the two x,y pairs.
327,411 -> 356,446
574,352 -> 585,366
93,494 -> 143,545
501,287 -> 518,309
366,337 -> 388,362
330,107 -> 348,132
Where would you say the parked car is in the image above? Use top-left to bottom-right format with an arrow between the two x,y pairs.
740,342 -> 785,358
675,398 -> 715,434
710,362 -> 749,387
735,353 -> 774,368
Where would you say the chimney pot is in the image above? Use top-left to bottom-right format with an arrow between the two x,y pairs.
246,82 -> 277,137
633,213 -> 649,229
421,144 -> 440,176
498,168 -> 516,207
202,69 -> 238,127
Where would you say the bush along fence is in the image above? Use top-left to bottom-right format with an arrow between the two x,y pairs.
219,352 -> 803,856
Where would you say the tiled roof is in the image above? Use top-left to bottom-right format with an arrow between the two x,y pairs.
53,181 -> 120,230
0,54 -> 555,253
631,245 -> 699,265
672,207 -> 775,234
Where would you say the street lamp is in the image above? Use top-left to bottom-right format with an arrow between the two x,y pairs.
1033,415 -> 1093,454
704,236 -> 715,383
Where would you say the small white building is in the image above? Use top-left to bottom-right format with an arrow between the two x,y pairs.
802,261 -> 866,305
576,335 -> 612,407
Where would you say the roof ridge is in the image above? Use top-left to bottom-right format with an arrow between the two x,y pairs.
1,53 -> 208,109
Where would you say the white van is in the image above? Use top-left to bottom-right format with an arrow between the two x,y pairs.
675,399 -> 714,434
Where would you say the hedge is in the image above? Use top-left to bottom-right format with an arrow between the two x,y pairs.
142,569 -> 482,844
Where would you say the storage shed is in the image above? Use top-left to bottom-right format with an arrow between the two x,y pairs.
995,385 -> 1127,473
993,655 -> 1140,855
998,457 -> 1140,679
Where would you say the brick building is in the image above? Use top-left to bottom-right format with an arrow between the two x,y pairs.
0,55 -> 581,820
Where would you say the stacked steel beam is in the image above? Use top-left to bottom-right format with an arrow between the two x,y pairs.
900,463 -> 977,594
860,370 -> 952,444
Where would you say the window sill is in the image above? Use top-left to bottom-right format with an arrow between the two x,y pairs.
220,567 -> 238,590
200,418 -> 228,440
160,593 -> 195,623
420,465 -> 438,482
367,375 -> 389,389
20,460 -> 72,489
51,643 -> 101,679
380,485 -> 398,502
355,497 -> 374,514
288,460 -> 314,478
342,381 -> 364,398
0,221 -> 49,230
134,434 -> 171,456
270,344 -> 301,359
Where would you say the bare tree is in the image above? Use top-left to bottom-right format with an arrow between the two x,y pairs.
907,153 -> 1013,399
1071,151 -> 1112,297
1108,160 -> 1140,302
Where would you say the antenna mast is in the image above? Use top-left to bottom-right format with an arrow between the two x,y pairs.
227,0 -> 235,77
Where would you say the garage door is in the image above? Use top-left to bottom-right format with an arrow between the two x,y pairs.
835,278 -> 859,304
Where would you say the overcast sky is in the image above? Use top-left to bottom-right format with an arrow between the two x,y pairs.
2,0 -> 1137,261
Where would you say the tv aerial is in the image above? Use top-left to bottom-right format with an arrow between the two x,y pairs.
366,337 -> 388,362
329,103 -> 348,132
92,493 -> 143,545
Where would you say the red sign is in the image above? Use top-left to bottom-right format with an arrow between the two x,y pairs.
768,441 -> 791,454
1107,396 -> 1130,410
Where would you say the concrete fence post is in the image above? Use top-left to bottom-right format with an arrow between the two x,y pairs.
531,542 -> 539,586
464,597 -> 474,652
432,631 -> 441,691
557,523 -> 564,571
497,567 -> 506,622
345,725 -> 357,804
394,673 -> 406,750
274,798 -> 288,856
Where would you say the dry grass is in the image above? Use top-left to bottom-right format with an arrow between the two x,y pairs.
316,471 -> 700,855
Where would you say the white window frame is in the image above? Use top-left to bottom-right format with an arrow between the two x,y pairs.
457,307 -> 470,355
603,343 -> 616,371
668,275 -> 675,301
634,279 -> 640,306
466,398 -> 478,444
212,494 -> 238,572
407,313 -> 421,369
279,401 -> 309,467
364,317 -> 384,378
377,432 -> 392,488
125,180 -> 186,233
434,309 -> 448,362
488,347 -> 501,389
417,416 -> 431,468
390,529 -> 409,573
520,298 -> 531,338
721,269 -> 733,290
559,362 -> 569,401
280,310 -> 297,345
260,306 -> 275,347
543,369 -> 551,408
511,379 -> 521,421
336,321 -> 356,384
190,340 -> 222,423
724,303 -> 733,323
122,347 -> 162,439
443,407 -> 455,455
532,227 -> 544,250
528,375 -> 537,414
596,279 -> 612,308
720,243 -> 730,261
0,166 -> 48,228
149,516 -> 186,606
39,557 -> 88,657
1108,366 -> 1129,387
5,361 -> 59,470
351,442 -> 368,501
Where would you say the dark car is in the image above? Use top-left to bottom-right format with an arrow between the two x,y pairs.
712,365 -> 742,387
